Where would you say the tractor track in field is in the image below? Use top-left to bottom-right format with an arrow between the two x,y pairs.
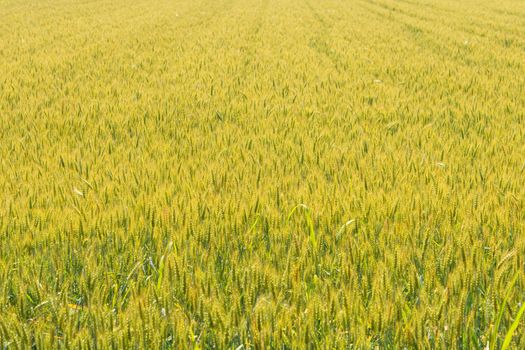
0,0 -> 236,59
302,0 -> 349,74
358,0 -> 525,52
353,0 -> 482,67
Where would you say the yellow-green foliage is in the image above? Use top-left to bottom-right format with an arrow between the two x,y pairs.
1,0 -> 525,348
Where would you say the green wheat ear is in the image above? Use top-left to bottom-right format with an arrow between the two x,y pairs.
335,219 -> 355,242
287,204 -> 316,250
156,255 -> 165,292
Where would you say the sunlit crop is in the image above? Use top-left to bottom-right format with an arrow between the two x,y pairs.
1,0 -> 525,348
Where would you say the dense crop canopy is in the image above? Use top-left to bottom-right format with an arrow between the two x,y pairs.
1,0 -> 525,348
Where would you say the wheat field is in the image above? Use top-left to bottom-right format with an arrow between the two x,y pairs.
1,0 -> 525,348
